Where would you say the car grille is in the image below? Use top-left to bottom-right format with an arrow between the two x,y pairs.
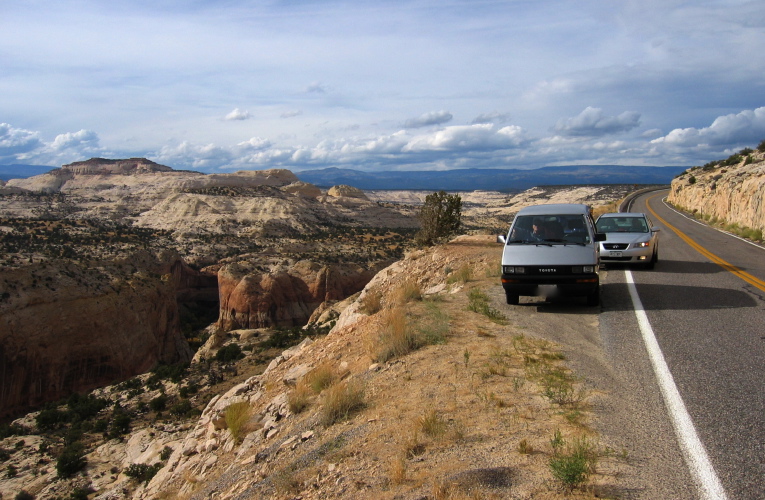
603,243 -> 629,250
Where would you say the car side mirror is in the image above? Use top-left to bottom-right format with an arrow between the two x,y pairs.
594,233 -> 607,242
497,234 -> 507,244
651,227 -> 660,232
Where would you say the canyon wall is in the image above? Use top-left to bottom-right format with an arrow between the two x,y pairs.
668,153 -> 765,232
217,260 -> 379,330
0,253 -> 198,419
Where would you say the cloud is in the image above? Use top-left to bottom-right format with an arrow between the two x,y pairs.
154,141 -> 233,169
553,107 -> 641,137
472,112 -> 511,125
0,123 -> 43,159
224,108 -> 252,121
403,124 -> 527,152
404,111 -> 453,129
280,110 -> 302,119
51,129 -> 99,151
304,82 -> 328,94
651,106 -> 765,148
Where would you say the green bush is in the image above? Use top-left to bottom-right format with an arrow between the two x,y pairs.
56,442 -> 87,478
215,343 -> 243,363
125,462 -> 162,483
15,491 -> 35,500
149,394 -> 168,412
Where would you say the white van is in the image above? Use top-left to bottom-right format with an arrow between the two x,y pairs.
498,204 -> 605,306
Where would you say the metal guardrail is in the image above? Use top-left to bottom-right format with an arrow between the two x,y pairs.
618,185 -> 670,213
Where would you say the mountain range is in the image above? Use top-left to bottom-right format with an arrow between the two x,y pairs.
2,163 -> 689,190
295,165 -> 688,191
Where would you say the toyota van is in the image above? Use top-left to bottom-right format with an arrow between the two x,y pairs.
498,204 -> 605,306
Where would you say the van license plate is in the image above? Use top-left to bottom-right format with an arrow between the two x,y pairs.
609,251 -> 622,257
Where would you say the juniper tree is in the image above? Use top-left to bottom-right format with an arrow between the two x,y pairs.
416,191 -> 462,246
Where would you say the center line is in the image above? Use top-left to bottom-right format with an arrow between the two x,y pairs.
625,270 -> 727,500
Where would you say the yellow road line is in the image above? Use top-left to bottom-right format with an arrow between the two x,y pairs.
645,193 -> 765,292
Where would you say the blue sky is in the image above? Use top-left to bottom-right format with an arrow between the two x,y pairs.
1,0 -> 765,172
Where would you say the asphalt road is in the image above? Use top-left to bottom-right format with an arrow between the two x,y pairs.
598,189 -> 765,499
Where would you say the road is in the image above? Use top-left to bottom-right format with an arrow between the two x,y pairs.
598,189 -> 765,499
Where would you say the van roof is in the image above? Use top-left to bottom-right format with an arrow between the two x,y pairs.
516,203 -> 591,216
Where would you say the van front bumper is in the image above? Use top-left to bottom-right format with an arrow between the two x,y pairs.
501,273 -> 599,297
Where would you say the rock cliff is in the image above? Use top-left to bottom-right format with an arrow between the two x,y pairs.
217,260 -> 380,330
668,150 -> 765,232
0,252 -> 195,418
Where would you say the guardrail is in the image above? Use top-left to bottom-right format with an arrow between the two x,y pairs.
619,185 -> 670,213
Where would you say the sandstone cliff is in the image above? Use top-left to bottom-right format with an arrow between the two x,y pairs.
0,251 -> 195,418
217,260 -> 381,330
668,150 -> 765,232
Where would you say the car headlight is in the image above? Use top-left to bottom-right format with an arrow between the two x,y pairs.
635,241 -> 650,248
503,266 -> 525,274
571,266 -> 595,273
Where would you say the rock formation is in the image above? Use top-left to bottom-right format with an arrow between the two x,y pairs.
217,260 -> 380,330
668,151 -> 765,232
0,251 -> 195,418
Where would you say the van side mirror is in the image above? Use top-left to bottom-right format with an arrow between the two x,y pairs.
497,234 -> 506,244
594,233 -> 607,242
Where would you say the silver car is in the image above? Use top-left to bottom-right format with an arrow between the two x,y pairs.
595,212 -> 660,269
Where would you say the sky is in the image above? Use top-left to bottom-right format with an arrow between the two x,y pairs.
1,0 -> 765,173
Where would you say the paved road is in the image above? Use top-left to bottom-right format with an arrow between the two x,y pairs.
599,189 -> 765,499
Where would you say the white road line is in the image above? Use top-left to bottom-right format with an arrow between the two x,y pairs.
625,270 -> 728,500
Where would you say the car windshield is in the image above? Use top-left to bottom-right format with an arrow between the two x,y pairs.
596,216 -> 648,233
507,214 -> 591,244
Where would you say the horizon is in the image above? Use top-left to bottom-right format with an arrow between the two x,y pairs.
1,1 -> 764,173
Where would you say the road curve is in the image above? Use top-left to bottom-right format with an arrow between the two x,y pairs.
600,189 -> 765,499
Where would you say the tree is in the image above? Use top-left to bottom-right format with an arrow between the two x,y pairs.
416,191 -> 462,246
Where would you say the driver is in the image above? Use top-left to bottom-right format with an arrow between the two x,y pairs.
531,217 -> 555,240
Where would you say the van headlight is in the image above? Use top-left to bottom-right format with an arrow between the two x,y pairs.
503,266 -> 525,274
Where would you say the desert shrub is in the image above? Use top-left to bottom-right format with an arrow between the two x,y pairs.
149,394 -> 168,412
688,175 -> 696,184
56,442 -> 87,478
758,139 -> 765,152
149,362 -> 189,385
15,491 -> 35,500
548,436 -> 597,490
69,486 -> 95,500
66,393 -> 109,421
417,409 -> 447,438
108,406 -> 132,439
415,191 -> 462,246
320,380 -> 365,426
373,307 -> 411,363
224,401 -> 251,442
215,343 -> 244,363
169,399 -> 193,417
36,407 -> 69,431
125,462 -> 162,483
160,445 -> 173,461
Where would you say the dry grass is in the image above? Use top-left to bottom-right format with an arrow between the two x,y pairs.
224,401 -> 251,442
360,288 -> 383,314
304,361 -> 339,393
287,380 -> 313,414
392,279 -> 422,305
319,379 -> 366,427
446,263 -> 473,284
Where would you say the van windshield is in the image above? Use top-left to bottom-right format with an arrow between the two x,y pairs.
507,214 -> 591,245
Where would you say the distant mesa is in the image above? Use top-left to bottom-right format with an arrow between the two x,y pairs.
61,157 -> 174,175
327,184 -> 368,200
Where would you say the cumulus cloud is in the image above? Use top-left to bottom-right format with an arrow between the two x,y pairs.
404,124 -> 527,152
0,123 -> 43,159
237,137 -> 272,151
404,110 -> 453,129
51,129 -> 99,151
154,141 -> 234,169
553,107 -> 641,137
280,110 -> 302,119
651,107 -> 765,148
224,108 -> 252,121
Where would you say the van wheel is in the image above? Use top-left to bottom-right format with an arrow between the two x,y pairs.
586,288 -> 600,307
505,293 -> 519,305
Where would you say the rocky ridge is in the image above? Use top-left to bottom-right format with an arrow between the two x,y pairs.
668,149 -> 765,233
